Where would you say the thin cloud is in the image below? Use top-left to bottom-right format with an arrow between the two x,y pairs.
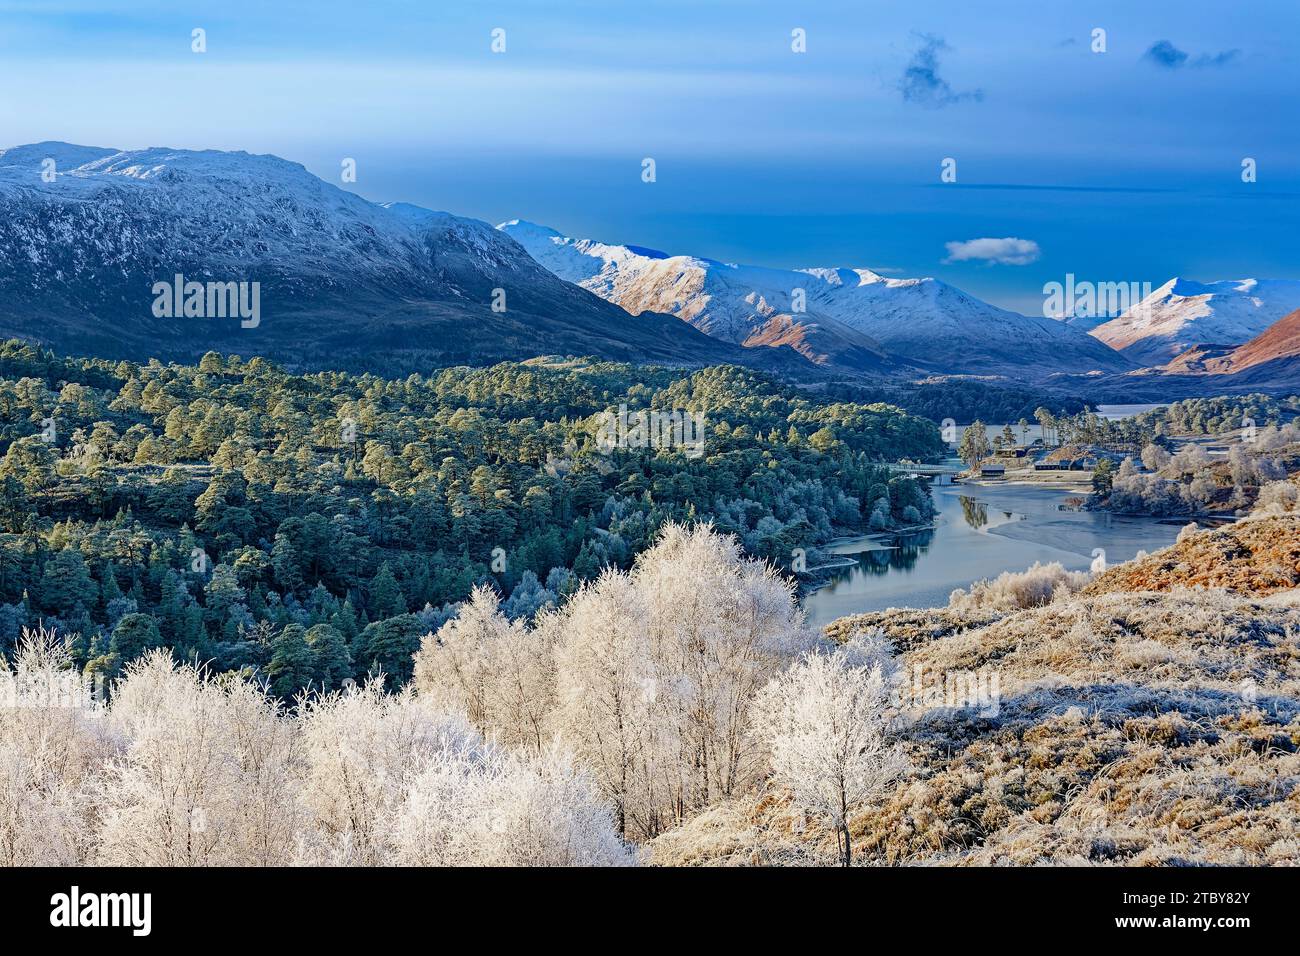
1195,49 -> 1241,68
897,34 -> 983,108
926,183 -> 1175,194
943,237 -> 1041,266
1144,40 -> 1240,69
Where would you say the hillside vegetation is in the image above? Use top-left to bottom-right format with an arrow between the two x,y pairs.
1086,514 -> 1300,596
0,340 -> 940,693
650,511 -> 1300,866
7,340 -> 1299,867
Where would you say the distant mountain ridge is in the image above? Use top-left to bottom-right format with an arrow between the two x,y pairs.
5,141 -> 1293,393
499,220 -> 1132,380
1045,303 -> 1300,400
1090,277 -> 1300,365
0,142 -> 777,373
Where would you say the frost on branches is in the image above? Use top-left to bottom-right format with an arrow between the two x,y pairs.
753,635 -> 907,866
1,523 -> 908,867
416,522 -> 819,840
0,635 -> 630,866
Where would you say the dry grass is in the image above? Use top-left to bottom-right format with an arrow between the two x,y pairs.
1086,515 -> 1300,597
649,520 -> 1300,866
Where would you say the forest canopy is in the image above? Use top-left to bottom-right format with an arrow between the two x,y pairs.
0,340 -> 942,693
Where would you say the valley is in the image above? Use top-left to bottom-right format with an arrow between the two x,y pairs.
1,140 -> 1298,879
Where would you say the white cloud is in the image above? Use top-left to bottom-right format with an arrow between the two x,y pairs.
943,237 -> 1041,266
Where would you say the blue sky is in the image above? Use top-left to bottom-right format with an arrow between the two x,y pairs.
2,0 -> 1297,314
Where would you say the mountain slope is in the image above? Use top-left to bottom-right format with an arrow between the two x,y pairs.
498,222 -> 899,374
1091,277 -> 1300,365
0,143 -> 778,373
1164,307 -> 1300,386
1204,307 -> 1300,384
651,518 -> 1300,866
1105,308 -> 1300,395
500,220 -> 1132,379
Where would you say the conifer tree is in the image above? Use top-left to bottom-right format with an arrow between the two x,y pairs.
267,623 -> 314,697
368,562 -> 407,620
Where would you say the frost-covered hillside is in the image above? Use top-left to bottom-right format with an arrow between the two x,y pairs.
651,515 -> 1300,866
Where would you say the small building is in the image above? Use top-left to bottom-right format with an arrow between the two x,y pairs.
980,463 -> 1006,478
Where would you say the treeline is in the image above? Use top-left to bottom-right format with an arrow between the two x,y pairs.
821,378 -> 1091,425
0,340 -> 942,692
1024,396 -> 1298,452
1030,407 -> 1157,449
1132,394 -> 1297,437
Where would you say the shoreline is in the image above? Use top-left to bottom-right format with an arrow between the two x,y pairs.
959,472 -> 1092,494
800,471 -> 1190,615
804,557 -> 857,572
805,519 -> 943,597
823,520 -> 940,549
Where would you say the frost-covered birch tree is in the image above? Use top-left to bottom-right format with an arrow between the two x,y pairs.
550,523 -> 814,838
0,627 -> 107,865
754,636 -> 907,866
552,569 -> 665,839
96,652 -> 303,866
633,523 -> 815,815
413,585 -> 555,754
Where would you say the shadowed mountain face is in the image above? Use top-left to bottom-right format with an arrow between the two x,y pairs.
0,143 -> 789,374
499,220 -> 1132,380
1153,308 -> 1300,389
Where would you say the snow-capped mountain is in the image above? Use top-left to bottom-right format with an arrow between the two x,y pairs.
0,143 -> 757,372
499,220 -> 1131,379
1090,277 -> 1300,365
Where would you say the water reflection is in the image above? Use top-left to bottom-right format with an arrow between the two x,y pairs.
803,482 -> 1184,628
959,496 -> 987,529
837,496 -> 1012,576
856,527 -> 936,575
